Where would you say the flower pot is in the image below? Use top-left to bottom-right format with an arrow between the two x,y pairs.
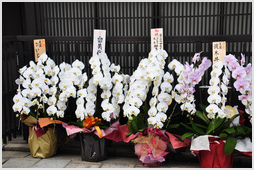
79,133 -> 108,162
28,126 -> 58,158
198,142 -> 234,168
133,131 -> 169,167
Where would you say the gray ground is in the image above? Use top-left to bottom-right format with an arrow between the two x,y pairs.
2,136 -> 252,168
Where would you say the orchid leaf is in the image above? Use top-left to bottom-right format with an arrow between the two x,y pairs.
223,127 -> 236,134
236,126 -> 246,135
190,119 -> 205,135
224,136 -> 237,156
195,124 -> 207,129
180,123 -> 195,132
142,105 -> 149,114
219,133 -> 228,140
221,113 -> 243,130
196,110 -> 210,125
172,134 -> 184,142
126,132 -> 132,137
206,118 -> 224,135
182,132 -> 195,140
166,124 -> 180,129
131,119 -> 139,132
128,122 -> 135,134
241,126 -> 252,135
199,104 -> 208,114
136,116 -> 146,130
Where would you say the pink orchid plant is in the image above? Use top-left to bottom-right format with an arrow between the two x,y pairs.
171,52 -> 212,115
224,54 -> 252,123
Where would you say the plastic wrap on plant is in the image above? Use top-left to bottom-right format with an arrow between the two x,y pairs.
28,127 -> 58,158
79,133 -> 108,162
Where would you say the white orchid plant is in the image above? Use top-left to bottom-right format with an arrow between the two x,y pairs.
69,52 -> 130,129
123,49 -> 173,134
58,59 -> 88,121
13,53 -> 62,121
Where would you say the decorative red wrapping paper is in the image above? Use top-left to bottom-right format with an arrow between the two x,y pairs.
165,131 -> 191,149
62,119 -> 191,152
103,122 -> 136,142
194,138 -> 234,168
33,125 -> 48,138
61,120 -> 133,140
239,152 -> 252,157
62,123 -> 93,136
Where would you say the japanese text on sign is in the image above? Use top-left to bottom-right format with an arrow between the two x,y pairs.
151,28 -> 163,50
34,39 -> 46,62
92,30 -> 106,57
212,41 -> 226,64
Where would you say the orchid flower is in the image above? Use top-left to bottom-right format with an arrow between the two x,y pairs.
224,54 -> 252,123
171,52 -> 212,116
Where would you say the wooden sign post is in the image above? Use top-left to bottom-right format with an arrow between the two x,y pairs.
212,41 -> 226,64
92,29 -> 106,57
34,39 -> 46,62
151,28 -> 163,50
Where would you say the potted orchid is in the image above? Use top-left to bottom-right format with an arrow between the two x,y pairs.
123,51 -> 212,167
61,52 -> 130,162
123,49 -> 180,167
224,53 -> 252,123
12,53 -> 64,158
181,58 -> 252,168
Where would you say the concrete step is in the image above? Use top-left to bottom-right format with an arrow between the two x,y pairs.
2,135 -> 252,168
3,135 -> 136,157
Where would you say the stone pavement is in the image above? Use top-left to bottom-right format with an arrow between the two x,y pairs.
2,136 -> 252,168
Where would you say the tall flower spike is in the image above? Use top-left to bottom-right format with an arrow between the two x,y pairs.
171,52 -> 211,115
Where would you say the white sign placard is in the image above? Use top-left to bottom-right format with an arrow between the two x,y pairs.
92,29 -> 106,57
151,28 -> 163,50
212,41 -> 226,64
34,39 -> 46,62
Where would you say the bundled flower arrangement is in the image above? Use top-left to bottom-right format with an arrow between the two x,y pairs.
62,52 -> 130,140
12,42 -> 251,166
181,55 -> 252,168
121,49 -> 172,166
122,49 -> 192,166
12,53 -> 65,158
123,49 -> 169,131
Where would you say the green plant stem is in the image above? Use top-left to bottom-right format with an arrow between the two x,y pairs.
166,102 -> 177,129
18,114 -> 21,130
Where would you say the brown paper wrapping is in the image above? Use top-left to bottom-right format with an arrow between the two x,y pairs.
22,115 -> 37,127
28,127 -> 58,158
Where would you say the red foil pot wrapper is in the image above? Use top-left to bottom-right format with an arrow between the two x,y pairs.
197,141 -> 234,168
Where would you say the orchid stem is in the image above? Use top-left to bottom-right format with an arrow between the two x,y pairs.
166,102 -> 177,129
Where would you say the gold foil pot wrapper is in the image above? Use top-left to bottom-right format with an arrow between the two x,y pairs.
22,115 -> 37,127
28,127 -> 58,158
